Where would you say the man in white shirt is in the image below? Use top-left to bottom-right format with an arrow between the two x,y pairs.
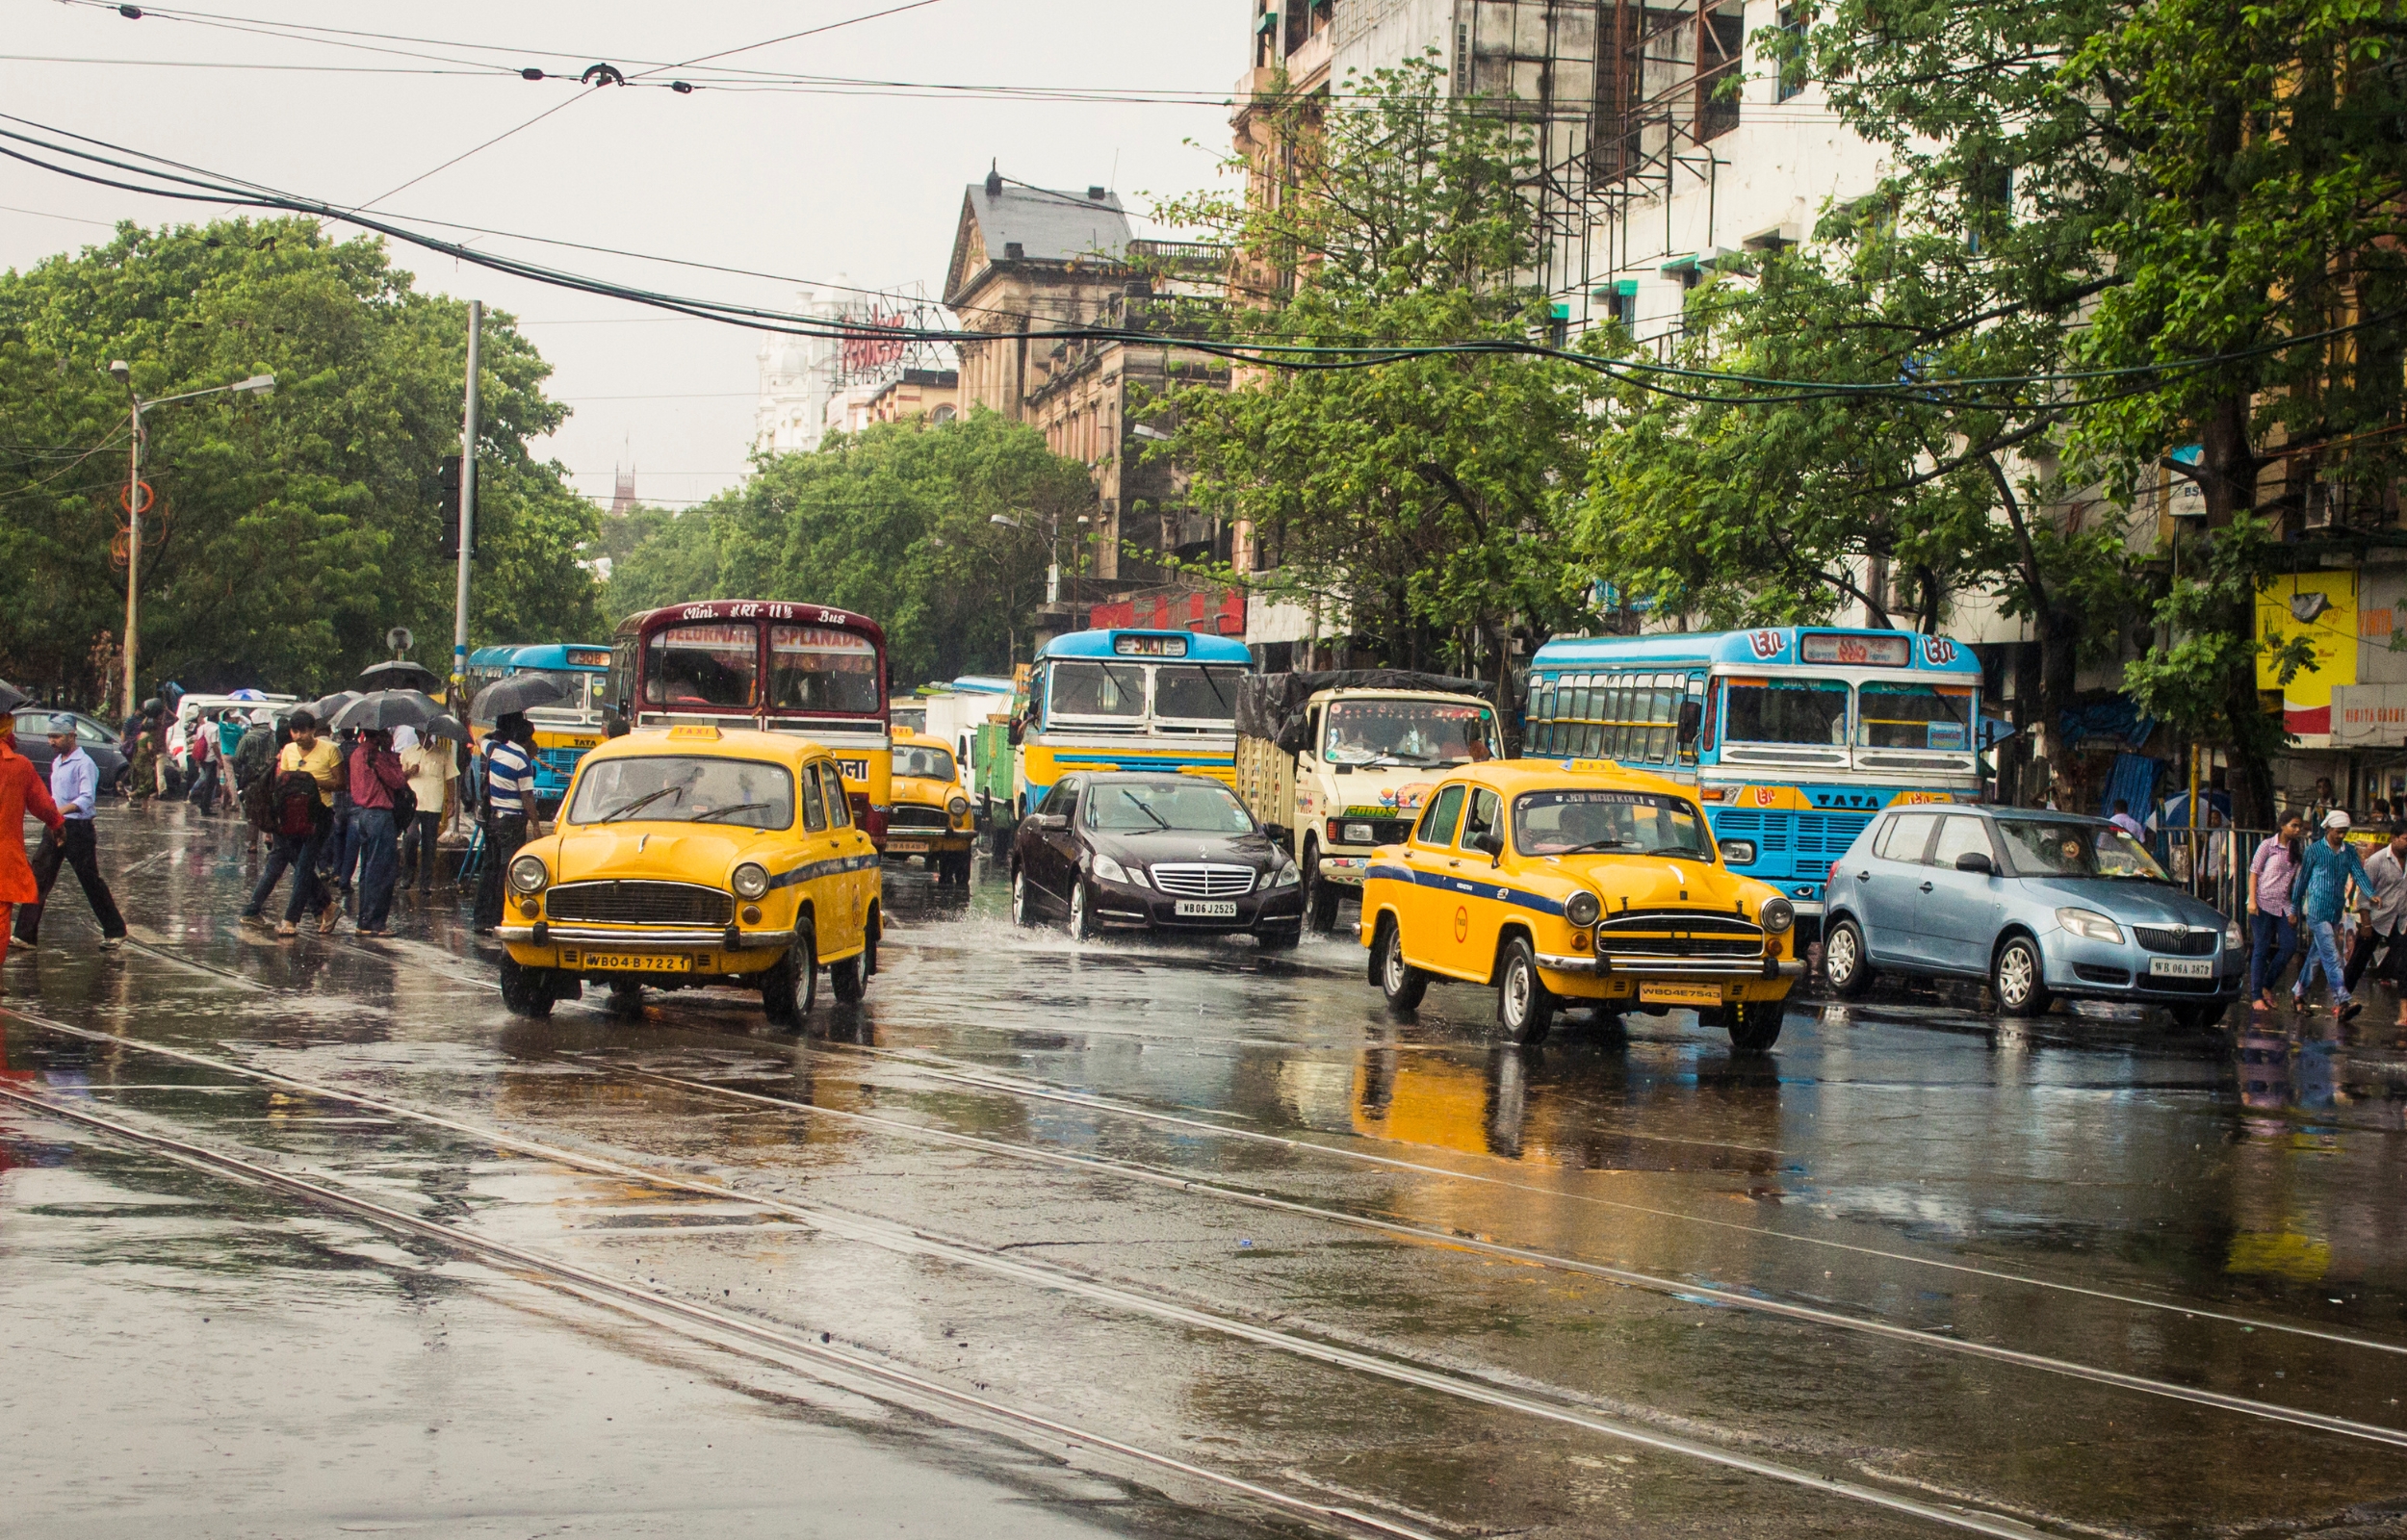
13,715 -> 126,949
2344,821 -> 2407,1024
2108,799 -> 2147,842
396,725 -> 455,896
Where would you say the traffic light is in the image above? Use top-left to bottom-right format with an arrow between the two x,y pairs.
437,455 -> 480,559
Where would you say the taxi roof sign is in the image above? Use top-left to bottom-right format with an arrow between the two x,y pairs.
1558,758 -> 1624,772
667,724 -> 722,741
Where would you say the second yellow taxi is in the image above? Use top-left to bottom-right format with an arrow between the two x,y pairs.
1359,758 -> 1803,1048
882,731 -> 975,885
495,725 -> 883,1024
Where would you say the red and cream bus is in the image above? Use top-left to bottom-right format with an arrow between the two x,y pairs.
608,600 -> 894,847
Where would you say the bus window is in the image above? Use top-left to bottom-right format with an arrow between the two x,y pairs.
1152,664 -> 1244,722
647,624 -> 758,708
769,626 -> 881,713
1724,679 -> 1849,745
1051,661 -> 1146,718
1857,682 -> 1973,751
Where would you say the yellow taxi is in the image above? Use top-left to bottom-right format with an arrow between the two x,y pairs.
496,725 -> 883,1024
883,731 -> 975,885
1359,759 -> 1802,1049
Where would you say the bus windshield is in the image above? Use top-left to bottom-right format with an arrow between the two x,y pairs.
1152,665 -> 1244,722
1051,661 -> 1147,718
1514,789 -> 1709,859
1323,701 -> 1497,767
1857,681 -> 1972,750
567,755 -> 794,831
894,745 -> 956,781
646,624 -> 757,709
769,626 -> 881,714
1724,679 -> 1850,746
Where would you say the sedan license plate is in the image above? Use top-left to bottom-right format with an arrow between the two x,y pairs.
1641,981 -> 1725,1006
888,840 -> 931,853
577,952 -> 691,974
2148,957 -> 2213,979
1174,900 -> 1239,918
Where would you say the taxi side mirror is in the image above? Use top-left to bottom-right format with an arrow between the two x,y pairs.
1468,829 -> 1504,860
1676,699 -> 1703,745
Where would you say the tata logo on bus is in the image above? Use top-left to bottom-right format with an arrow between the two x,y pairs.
1921,635 -> 1960,666
1747,630 -> 1786,660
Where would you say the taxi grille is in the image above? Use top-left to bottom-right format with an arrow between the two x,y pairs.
1150,863 -> 1257,898
887,805 -> 951,831
2135,925 -> 2217,956
1594,909 -> 1764,958
545,881 -> 732,927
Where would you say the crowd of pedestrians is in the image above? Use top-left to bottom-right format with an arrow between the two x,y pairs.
2246,808 -> 2407,1027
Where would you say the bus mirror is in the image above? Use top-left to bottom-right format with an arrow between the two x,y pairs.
1676,699 -> 1703,745
1007,715 -> 1025,748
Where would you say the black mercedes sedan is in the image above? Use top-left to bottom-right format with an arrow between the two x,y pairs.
1010,772 -> 1307,948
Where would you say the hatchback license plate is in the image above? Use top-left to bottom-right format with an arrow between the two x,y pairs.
577,952 -> 691,974
2148,957 -> 2213,979
1641,981 -> 1725,1006
1174,900 -> 1239,918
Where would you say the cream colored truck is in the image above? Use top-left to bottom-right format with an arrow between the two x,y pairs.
1232,671 -> 1503,933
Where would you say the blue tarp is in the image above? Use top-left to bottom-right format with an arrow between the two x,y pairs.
2101,753 -> 2163,822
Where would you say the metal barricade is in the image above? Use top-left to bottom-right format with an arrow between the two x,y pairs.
2156,825 -> 2275,925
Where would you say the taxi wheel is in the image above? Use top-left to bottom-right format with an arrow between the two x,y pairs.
606,980 -> 644,1018
1068,880 -> 1100,940
1375,916 -> 1428,1014
763,924 -> 818,1028
1496,937 -> 1555,1045
1304,840 -> 1340,934
498,954 -> 554,1018
1011,868 -> 1038,928
1824,918 -> 1876,999
1991,934 -> 2052,1017
1727,998 -> 1784,1053
830,924 -> 874,1003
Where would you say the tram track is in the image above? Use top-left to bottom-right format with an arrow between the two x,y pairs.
0,1003 -> 2124,1538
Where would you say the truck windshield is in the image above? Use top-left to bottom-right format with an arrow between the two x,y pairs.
1723,679 -> 1849,746
1514,789 -> 1709,859
1324,701 -> 1497,766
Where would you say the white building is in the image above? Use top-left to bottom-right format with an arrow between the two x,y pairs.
753,283 -> 854,456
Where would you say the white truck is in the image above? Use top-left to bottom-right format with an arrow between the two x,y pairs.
1232,671 -> 1502,933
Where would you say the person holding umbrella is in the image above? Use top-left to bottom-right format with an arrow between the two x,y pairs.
0,698 -> 67,984
397,723 -> 457,896
346,727 -> 409,936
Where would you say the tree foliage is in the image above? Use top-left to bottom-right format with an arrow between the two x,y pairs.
1147,58 -> 1601,678
0,217 -> 603,706
603,411 -> 1094,688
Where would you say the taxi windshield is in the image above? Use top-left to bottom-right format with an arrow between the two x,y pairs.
1323,700 -> 1498,767
1085,781 -> 1255,833
566,755 -> 794,830
1994,817 -> 2170,881
895,745 -> 956,781
1514,788 -> 1709,859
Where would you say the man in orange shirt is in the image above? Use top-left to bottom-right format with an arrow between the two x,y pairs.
0,704 -> 67,984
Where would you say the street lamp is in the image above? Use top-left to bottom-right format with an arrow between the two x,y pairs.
991,509 -> 1075,604
111,364 -> 274,718
1130,423 -> 1172,443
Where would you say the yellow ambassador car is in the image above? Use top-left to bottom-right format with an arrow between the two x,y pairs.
1359,759 -> 1803,1049
497,725 -> 883,1025
884,731 -> 975,886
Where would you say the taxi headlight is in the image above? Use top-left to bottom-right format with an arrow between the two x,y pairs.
947,795 -> 970,816
731,862 -> 770,901
507,854 -> 550,895
1564,890 -> 1602,928
1759,896 -> 1796,935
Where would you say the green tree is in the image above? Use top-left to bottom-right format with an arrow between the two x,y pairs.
1147,57 -> 1602,683
602,410 -> 1092,687
0,217 -> 602,707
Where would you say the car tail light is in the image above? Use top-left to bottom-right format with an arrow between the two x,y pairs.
1827,860 -> 1843,892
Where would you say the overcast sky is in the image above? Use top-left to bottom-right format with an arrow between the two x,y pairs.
2,0 -> 1246,510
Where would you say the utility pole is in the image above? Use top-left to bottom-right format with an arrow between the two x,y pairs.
122,384 -> 142,721
452,300 -> 481,704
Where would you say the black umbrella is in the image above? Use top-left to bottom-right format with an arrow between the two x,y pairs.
307,690 -> 361,724
358,659 -> 442,694
334,690 -> 442,733
0,680 -> 25,715
471,674 -> 566,719
422,713 -> 468,744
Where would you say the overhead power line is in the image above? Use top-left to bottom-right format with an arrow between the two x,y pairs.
0,114 -> 2394,411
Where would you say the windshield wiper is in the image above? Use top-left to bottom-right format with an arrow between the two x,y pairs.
688,802 -> 773,824
597,786 -> 682,823
1114,792 -> 1172,832
1558,838 -> 1637,854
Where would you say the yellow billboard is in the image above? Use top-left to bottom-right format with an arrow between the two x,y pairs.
2258,571 -> 2358,738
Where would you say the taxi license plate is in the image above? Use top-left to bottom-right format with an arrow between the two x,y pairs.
1641,982 -> 1725,1006
575,952 -> 691,974
888,840 -> 931,853
2148,957 -> 2213,979
1175,900 -> 1239,918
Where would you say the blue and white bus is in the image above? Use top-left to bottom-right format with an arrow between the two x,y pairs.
1014,629 -> 1255,813
1522,628 -> 1984,937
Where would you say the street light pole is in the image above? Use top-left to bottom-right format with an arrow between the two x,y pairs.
453,300 -> 482,702
109,363 -> 273,720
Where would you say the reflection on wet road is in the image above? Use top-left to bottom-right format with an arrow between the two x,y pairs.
7,804 -> 2407,1539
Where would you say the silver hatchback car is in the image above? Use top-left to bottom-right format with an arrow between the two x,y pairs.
1822,806 -> 2244,1028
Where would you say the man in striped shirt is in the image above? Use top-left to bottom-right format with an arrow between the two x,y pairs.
474,713 -> 543,935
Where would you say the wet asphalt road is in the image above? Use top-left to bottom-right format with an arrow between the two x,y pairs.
7,806 -> 2407,1539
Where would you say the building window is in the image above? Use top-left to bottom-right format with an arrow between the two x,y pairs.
1775,6 -> 1806,101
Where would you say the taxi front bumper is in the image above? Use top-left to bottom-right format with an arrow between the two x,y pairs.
1536,952 -> 1806,978
499,922 -> 797,951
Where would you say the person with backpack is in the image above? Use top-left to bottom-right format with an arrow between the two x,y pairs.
232,708 -> 277,854
347,728 -> 410,937
472,714 -> 542,936
240,710 -> 343,937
